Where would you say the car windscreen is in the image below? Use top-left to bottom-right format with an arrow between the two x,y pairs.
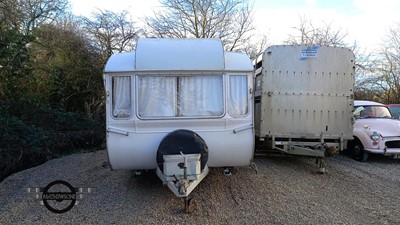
354,105 -> 392,119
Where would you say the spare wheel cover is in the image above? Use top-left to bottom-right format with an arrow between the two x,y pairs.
157,129 -> 208,172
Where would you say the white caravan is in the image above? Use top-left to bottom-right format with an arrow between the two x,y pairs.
254,45 -> 355,172
103,38 -> 254,212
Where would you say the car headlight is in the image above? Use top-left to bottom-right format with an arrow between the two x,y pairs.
370,131 -> 381,141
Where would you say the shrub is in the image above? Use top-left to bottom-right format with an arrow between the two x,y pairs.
0,110 -> 51,181
0,106 -> 105,182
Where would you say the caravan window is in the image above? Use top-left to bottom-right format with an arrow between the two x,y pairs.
228,75 -> 248,116
112,76 -> 132,118
138,75 -> 223,118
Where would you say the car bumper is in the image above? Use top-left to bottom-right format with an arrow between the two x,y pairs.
365,148 -> 400,155
364,137 -> 400,155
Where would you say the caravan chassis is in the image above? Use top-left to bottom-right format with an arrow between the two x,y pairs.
256,134 -> 344,173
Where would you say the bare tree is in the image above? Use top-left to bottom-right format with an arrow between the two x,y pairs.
0,0 -> 69,34
373,24 -> 400,103
285,15 -> 348,47
145,0 -> 255,52
352,42 -> 385,101
241,33 -> 268,61
29,19 -> 105,116
81,10 -> 141,61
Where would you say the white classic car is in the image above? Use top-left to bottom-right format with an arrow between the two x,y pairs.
348,100 -> 400,161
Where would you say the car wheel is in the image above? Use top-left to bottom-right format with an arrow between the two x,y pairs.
351,141 -> 369,162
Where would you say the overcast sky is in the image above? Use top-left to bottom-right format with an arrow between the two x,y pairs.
69,0 -> 400,53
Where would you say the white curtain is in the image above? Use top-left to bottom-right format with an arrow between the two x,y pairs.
179,76 -> 223,116
112,76 -> 132,118
229,75 -> 248,116
138,75 -> 223,118
138,76 -> 177,117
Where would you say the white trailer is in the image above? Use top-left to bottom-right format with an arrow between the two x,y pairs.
103,38 -> 254,212
254,45 -> 354,172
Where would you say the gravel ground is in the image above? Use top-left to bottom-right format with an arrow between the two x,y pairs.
0,150 -> 399,225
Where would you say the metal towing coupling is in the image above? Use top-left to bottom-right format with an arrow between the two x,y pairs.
177,152 -> 195,213
156,151 -> 209,213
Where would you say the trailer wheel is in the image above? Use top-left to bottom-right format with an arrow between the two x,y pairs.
351,140 -> 369,162
157,129 -> 208,172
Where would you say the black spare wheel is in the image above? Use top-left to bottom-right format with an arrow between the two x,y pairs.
157,129 -> 208,172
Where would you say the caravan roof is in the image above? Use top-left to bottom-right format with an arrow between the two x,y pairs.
104,38 -> 252,73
